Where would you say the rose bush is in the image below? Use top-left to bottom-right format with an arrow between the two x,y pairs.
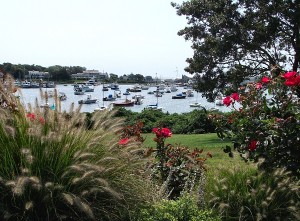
213,66 -> 300,176
147,127 -> 210,199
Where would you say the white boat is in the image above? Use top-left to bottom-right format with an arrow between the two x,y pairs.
78,94 -> 97,104
103,94 -> 116,101
86,77 -> 98,86
215,98 -> 224,106
134,95 -> 144,105
21,81 -> 31,88
82,85 -> 94,92
145,104 -> 162,111
170,85 -> 178,92
189,102 -> 201,107
141,85 -> 149,90
114,90 -> 121,98
109,83 -> 119,90
190,92 -> 201,107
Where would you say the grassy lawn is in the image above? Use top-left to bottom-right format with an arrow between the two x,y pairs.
142,133 -> 250,170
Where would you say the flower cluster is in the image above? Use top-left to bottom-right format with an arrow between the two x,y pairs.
152,127 -> 172,138
214,68 -> 300,175
282,71 -> 300,86
223,92 -> 239,106
26,112 -> 45,124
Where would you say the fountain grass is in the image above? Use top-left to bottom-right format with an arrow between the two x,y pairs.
0,76 -> 158,221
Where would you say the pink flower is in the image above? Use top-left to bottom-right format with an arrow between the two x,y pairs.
26,113 -> 36,121
256,82 -> 262,89
282,71 -> 297,79
231,93 -> 239,101
118,138 -> 129,145
223,96 -> 232,106
249,140 -> 257,151
261,76 -> 270,84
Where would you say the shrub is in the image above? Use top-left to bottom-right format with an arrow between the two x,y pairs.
145,127 -> 211,199
0,76 -> 156,221
205,166 -> 300,220
213,67 -> 300,175
134,194 -> 221,221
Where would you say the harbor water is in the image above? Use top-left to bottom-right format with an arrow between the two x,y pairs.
16,84 -> 234,113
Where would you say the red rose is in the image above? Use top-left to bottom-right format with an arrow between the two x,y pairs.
261,76 -> 270,84
249,140 -> 257,151
231,93 -> 239,101
282,71 -> 297,79
223,96 -> 232,106
161,128 -> 172,137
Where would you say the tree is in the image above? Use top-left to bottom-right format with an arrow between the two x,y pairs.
172,0 -> 300,100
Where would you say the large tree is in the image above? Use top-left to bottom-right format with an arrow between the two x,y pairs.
172,0 -> 300,100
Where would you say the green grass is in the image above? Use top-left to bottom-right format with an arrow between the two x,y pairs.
142,133 -> 248,169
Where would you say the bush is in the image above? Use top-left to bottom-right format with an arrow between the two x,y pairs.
134,194 -> 221,221
205,166 -> 300,220
0,77 -> 156,221
213,67 -> 300,175
115,108 -> 216,134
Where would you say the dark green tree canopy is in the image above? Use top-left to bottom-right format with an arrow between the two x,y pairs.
172,0 -> 300,100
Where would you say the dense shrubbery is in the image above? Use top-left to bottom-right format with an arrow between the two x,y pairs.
134,194 -> 221,221
213,67 -> 300,176
113,108 -> 216,134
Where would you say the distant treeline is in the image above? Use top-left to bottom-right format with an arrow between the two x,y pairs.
0,62 -> 152,84
0,62 -> 86,82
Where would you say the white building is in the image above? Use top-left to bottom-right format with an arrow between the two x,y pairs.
71,70 -> 108,80
28,71 -> 50,79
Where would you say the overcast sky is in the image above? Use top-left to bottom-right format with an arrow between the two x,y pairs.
0,0 -> 193,79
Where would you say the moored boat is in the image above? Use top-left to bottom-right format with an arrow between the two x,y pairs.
78,94 -> 97,104
113,99 -> 134,107
172,93 -> 186,99
189,102 -> 201,107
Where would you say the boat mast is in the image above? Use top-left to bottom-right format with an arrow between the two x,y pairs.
156,73 -> 158,106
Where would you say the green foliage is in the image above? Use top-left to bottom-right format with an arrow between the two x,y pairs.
0,77 -> 155,221
206,166 -> 300,221
172,0 -> 300,99
147,127 -> 211,199
134,194 -> 221,221
114,108 -> 216,134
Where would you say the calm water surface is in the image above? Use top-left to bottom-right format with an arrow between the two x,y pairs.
16,84 -> 234,113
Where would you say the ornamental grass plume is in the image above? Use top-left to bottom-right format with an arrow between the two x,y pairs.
206,166 -> 300,221
0,74 -> 156,221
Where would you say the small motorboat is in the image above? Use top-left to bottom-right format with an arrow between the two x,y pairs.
172,93 -> 186,99
78,94 -> 97,104
113,99 -> 134,107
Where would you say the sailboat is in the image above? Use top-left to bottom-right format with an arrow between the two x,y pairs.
96,83 -> 107,111
146,86 -> 162,111
189,91 -> 201,107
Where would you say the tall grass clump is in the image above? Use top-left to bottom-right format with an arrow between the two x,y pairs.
205,164 -> 300,220
0,75 -> 156,221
